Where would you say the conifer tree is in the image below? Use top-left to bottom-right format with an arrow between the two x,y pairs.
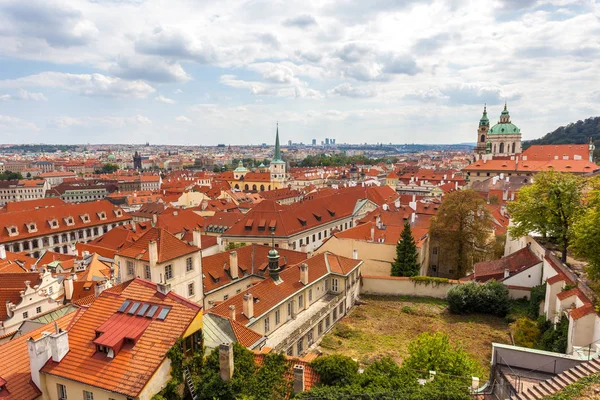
392,221 -> 420,276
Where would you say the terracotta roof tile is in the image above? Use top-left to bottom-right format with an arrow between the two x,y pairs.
570,303 -> 596,320
473,247 -> 541,282
117,227 -> 199,263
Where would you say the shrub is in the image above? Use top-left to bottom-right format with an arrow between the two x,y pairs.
332,323 -> 357,339
311,354 -> 359,387
447,280 -> 510,317
320,335 -> 342,350
401,305 -> 414,314
528,285 -> 546,319
512,318 -> 540,348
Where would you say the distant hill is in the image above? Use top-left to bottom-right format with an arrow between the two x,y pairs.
524,116 -> 600,151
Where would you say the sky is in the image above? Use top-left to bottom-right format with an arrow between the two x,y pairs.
0,0 -> 599,146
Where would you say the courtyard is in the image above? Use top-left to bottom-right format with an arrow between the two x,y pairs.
318,295 -> 513,375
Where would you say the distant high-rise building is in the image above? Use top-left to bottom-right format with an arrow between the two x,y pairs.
288,140 -> 292,146
312,139 -> 316,146
331,139 -> 336,145
325,138 -> 330,145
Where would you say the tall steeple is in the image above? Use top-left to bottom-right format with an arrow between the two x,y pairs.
479,104 -> 489,127
274,122 -> 281,161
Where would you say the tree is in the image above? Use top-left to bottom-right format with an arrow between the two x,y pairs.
573,177 -> 600,279
392,222 -> 420,277
429,189 -> 492,278
95,163 -> 119,174
0,171 -> 23,181
310,354 -> 359,387
508,170 -> 584,262
402,332 -> 481,378
26,172 -> 32,178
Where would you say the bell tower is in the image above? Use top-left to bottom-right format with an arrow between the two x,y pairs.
475,105 -> 489,155
269,122 -> 286,187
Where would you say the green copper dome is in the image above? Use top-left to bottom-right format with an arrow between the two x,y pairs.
489,123 -> 520,134
234,160 -> 248,172
268,248 -> 279,258
479,105 -> 489,127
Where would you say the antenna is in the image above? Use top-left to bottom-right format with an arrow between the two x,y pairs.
271,231 -> 275,249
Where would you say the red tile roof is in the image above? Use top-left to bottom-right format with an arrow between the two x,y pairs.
229,317 -> 264,347
210,252 -> 361,324
0,252 -> 37,273
77,226 -> 140,259
522,144 -> 592,161
0,313 -> 75,400
570,303 -> 596,320
40,279 -> 201,398
0,200 -> 131,244
117,227 -> 199,263
202,244 -> 307,293
473,246 -> 541,282
2,198 -> 66,213
155,209 -> 205,235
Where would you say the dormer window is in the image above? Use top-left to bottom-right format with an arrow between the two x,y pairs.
64,216 -> 75,226
6,226 -> 18,236
48,219 -> 59,229
80,214 -> 90,223
97,211 -> 107,220
27,223 -> 37,233
114,209 -> 123,217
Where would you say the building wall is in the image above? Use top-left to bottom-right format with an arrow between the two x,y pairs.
42,373 -> 128,400
360,275 -> 461,298
316,237 -> 395,276
569,313 -> 596,352
502,262 -> 543,288
204,275 -> 263,310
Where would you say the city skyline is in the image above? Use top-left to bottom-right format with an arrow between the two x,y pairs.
0,0 -> 599,145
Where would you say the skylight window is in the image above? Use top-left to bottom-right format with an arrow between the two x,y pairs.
117,300 -> 131,313
157,307 -> 171,320
128,302 -> 141,314
137,303 -> 150,316
146,305 -> 159,318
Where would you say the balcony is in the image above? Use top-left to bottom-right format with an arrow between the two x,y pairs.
267,292 -> 343,353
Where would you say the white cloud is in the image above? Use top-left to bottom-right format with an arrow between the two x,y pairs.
111,55 -> 191,83
155,95 -> 175,104
175,115 -> 191,122
53,114 -> 152,129
0,72 -> 155,98
0,115 -> 40,131
329,83 -> 377,98
0,89 -> 48,101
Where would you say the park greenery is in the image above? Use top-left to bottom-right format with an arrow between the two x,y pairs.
392,221 -> 420,277
296,153 -> 398,167
446,280 -> 511,317
0,171 -> 23,181
94,163 -> 119,174
429,189 -> 493,278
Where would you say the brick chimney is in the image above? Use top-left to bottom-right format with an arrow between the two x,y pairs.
229,251 -> 238,279
229,305 -> 236,321
0,245 -> 6,260
300,263 -> 308,285
293,365 -> 305,393
243,292 -> 254,319
219,343 -> 234,382
148,240 -> 158,267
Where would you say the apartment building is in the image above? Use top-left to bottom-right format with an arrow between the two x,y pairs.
0,199 -> 132,257
115,227 -> 203,303
209,249 -> 362,357
0,180 -> 49,205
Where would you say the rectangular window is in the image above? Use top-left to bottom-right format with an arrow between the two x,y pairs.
165,265 -> 173,280
144,265 -> 151,280
325,315 -> 330,328
333,308 -> 337,320
339,303 -> 344,314
312,234 -> 316,242
309,288 -> 313,302
57,383 -> 67,400
308,330 -> 314,346
287,347 -> 293,356
297,339 -> 303,354
318,321 -> 323,335
188,282 -> 195,297
318,232 -> 321,240
36,306 -> 42,314
433,247 -> 438,255
275,310 -> 280,325
298,294 -> 304,310
48,286 -> 54,295
264,316 -> 270,333
332,278 -> 338,292
22,311 -> 28,319
83,391 -> 94,400
127,261 -> 134,276
186,257 -> 193,272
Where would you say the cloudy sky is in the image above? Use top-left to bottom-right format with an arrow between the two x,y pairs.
0,0 -> 598,145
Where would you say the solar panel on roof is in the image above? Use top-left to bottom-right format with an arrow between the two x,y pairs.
157,307 -> 171,320
146,305 -> 159,318
117,300 -> 131,313
137,303 -> 150,316
128,302 -> 140,314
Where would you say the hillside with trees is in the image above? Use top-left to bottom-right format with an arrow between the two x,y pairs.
524,116 -> 600,158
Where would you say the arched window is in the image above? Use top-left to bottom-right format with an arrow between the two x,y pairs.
480,134 -> 485,143
260,185 -> 265,191
268,185 -> 271,190
252,184 -> 257,191
499,143 -> 505,153
244,184 -> 249,191
512,142 -> 516,153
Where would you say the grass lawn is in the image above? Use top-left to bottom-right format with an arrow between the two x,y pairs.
318,295 -> 512,376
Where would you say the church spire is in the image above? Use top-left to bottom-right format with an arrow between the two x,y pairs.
274,122 -> 281,161
479,104 -> 489,127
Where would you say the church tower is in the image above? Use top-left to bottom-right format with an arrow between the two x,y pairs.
269,123 -> 286,187
474,105 -> 489,155
133,151 -> 142,170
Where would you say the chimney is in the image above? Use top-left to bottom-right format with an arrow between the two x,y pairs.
0,245 -> 6,260
28,335 -> 50,390
293,365 -> 305,393
152,213 -> 157,225
243,292 -> 254,319
504,268 -> 510,279
64,273 -> 75,301
193,229 -> 202,248
49,327 -> 69,363
219,343 -> 234,382
411,212 -> 416,224
229,305 -> 236,321
353,249 -> 358,260
149,240 -> 158,267
94,281 -> 107,297
131,221 -> 136,232
300,263 -> 308,285
376,216 -> 382,229
394,200 -> 400,209
370,222 -> 375,241
229,251 -> 239,279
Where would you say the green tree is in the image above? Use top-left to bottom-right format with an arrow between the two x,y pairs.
95,163 -> 119,174
402,332 -> 481,378
573,177 -> 600,279
392,222 -> 420,277
429,189 -> 492,278
310,354 -> 359,387
508,170 -> 584,262
0,171 -> 24,181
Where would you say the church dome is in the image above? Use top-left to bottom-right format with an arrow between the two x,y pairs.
489,122 -> 520,135
107,154 -> 116,160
